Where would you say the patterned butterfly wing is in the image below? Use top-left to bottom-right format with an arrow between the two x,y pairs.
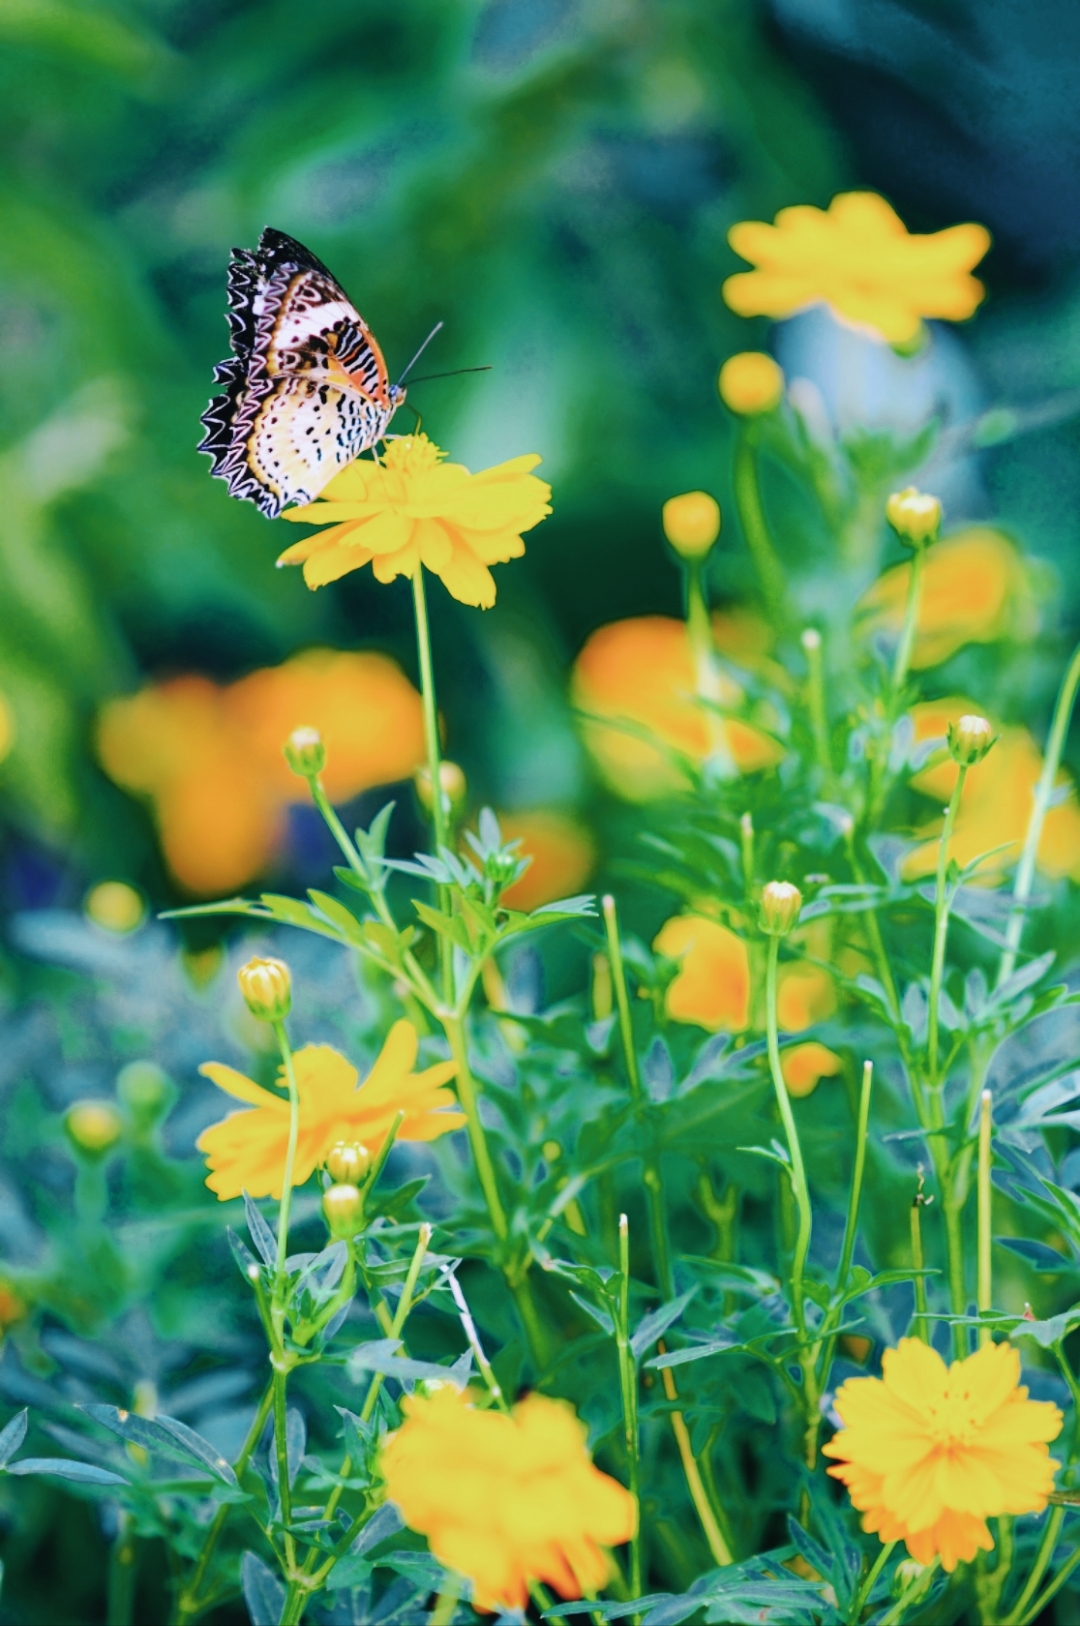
199,228 -> 404,518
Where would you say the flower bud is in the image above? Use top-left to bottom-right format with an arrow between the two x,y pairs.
117,1061 -> 171,1124
84,881 -> 145,935
283,726 -> 326,778
0,1280 -> 26,1332
66,1099 -> 123,1157
718,352 -> 784,416
760,880 -> 802,937
885,486 -> 941,546
661,491 -> 721,560
237,956 -> 292,1023
414,761 -> 467,816
948,713 -> 994,768
325,1141 -> 372,1185
322,1182 -> 364,1239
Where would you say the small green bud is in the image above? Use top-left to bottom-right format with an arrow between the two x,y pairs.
237,957 -> 291,1023
117,1061 -> 171,1122
760,880 -> 802,938
414,761 -> 467,816
322,1182 -> 364,1239
885,486 -> 941,546
948,713 -> 994,768
66,1100 -> 123,1157
283,726 -> 326,778
325,1141 -> 372,1184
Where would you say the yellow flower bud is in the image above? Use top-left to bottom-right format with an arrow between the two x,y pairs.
237,956 -> 292,1023
414,761 -> 468,816
948,713 -> 995,768
322,1182 -> 364,1239
283,725 -> 326,778
325,1141 -> 372,1184
885,486 -> 941,546
66,1100 -> 123,1157
760,880 -> 802,937
661,491 -> 721,560
84,881 -> 146,935
718,351 -> 784,416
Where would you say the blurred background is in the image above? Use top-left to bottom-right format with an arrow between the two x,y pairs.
2,0 -> 1080,936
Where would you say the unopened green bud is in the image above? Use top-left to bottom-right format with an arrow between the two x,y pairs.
414,761 -> 467,816
283,726 -> 326,778
948,714 -> 994,768
322,1182 -> 364,1239
885,486 -> 941,546
237,956 -> 291,1023
325,1141 -> 372,1184
117,1061 -> 170,1122
760,880 -> 802,938
66,1100 -> 123,1157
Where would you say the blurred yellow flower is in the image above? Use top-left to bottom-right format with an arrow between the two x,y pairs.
0,1281 -> 26,1334
197,1020 -> 462,1200
97,651 -> 425,895
277,433 -> 551,609
859,529 -> 1036,668
780,1041 -> 841,1098
380,1385 -> 635,1612
777,962 -> 837,1032
723,192 -> 991,346
496,810 -> 596,913
718,351 -> 784,415
654,915 -> 751,1033
84,880 -> 146,934
572,615 -> 783,801
904,698 -> 1080,883
0,691 -> 14,764
824,1338 -> 1061,1571
662,491 -> 721,559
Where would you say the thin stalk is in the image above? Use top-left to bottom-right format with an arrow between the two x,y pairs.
801,628 -> 833,783
442,1014 -> 507,1243
272,1363 -> 296,1570
998,638 -> 1080,986
846,1540 -> 896,1626
977,1090 -> 993,1345
107,1510 -> 137,1626
1015,1542 -> 1080,1626
909,1197 -> 930,1343
603,894 -> 673,1298
430,1580 -> 461,1625
615,1214 -> 643,1607
927,764 -> 969,1083
877,1556 -> 939,1626
411,567 -> 448,859
271,1021 -> 302,1299
686,560 -> 736,779
732,426 -> 787,623
817,1062 -> 873,1395
866,540 -> 926,821
764,936 -> 812,1338
944,1198 -> 968,1360
441,1261 -> 510,1414
844,828 -> 901,1024
740,812 -> 754,901
656,1344 -> 733,1566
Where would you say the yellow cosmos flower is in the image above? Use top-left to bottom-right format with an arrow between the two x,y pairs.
277,433 -> 551,609
824,1339 -> 1062,1571
380,1386 -> 636,1612
653,915 -> 751,1033
572,615 -> 783,801
859,529 -> 1036,669
780,1041 -> 841,1098
197,1020 -> 463,1200
723,192 -> 991,346
904,698 -> 1080,883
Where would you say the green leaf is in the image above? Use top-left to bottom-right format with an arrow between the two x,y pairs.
412,898 -> 471,952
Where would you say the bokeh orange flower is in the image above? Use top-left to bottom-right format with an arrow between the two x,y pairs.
97,649 -> 425,894
723,192 -> 991,346
277,433 -> 551,609
380,1385 -> 635,1612
776,961 -> 837,1032
653,915 -> 751,1033
197,1020 -> 462,1200
903,698 -> 1080,883
824,1339 -> 1061,1571
572,615 -> 783,801
859,529 -> 1037,669
780,1041 -> 841,1098
496,810 -> 596,912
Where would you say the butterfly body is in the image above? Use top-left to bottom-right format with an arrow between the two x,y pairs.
200,228 -> 403,519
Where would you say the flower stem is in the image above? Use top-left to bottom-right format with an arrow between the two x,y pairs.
603,895 -> 673,1298
732,426 -> 787,624
764,936 -> 812,1338
977,1090 -> 993,1346
272,1360 -> 296,1569
271,1021 -> 301,1318
997,637 -> 1080,987
866,539 -> 925,821
909,1195 -> 930,1343
616,1214 -> 643,1606
817,1062 -> 873,1394
685,560 -> 736,779
801,628 -> 833,783
878,1556 -> 939,1626
927,764 -> 968,1084
442,1014 -> 507,1244
656,1345 -> 734,1566
412,567 -> 448,859
846,1540 -> 896,1626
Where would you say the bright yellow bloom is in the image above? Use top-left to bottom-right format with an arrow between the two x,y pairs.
380,1386 -> 636,1612
780,1041 -> 841,1098
277,433 -> 551,609
572,615 -> 783,801
904,698 -> 1080,883
653,915 -> 751,1033
824,1339 -> 1062,1571
197,1020 -> 462,1200
859,529 -> 1036,668
718,351 -> 784,415
723,192 -> 991,346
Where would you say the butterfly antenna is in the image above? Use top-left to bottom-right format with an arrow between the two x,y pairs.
396,321 -> 444,387
407,365 -> 493,385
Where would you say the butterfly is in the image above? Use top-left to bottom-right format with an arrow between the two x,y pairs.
199,228 -> 405,519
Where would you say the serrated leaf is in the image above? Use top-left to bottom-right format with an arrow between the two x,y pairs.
308,890 -> 365,941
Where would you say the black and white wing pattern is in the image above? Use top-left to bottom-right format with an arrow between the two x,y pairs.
199,228 -> 404,518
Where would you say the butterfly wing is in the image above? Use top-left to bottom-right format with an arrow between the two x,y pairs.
199,228 -> 402,519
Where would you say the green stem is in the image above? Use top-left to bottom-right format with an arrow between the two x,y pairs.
442,1014 -> 507,1244
616,1214 -> 643,1608
174,1383 -> 274,1623
271,1020 -> 301,1304
764,936 -> 812,1338
866,539 -> 925,821
846,1540 -> 896,1626
998,638 -> 1080,987
909,1197 -> 930,1343
657,1353 -> 734,1566
603,894 -> 673,1298
107,1510 -> 137,1626
844,827 -> 901,1025
272,1360 -> 296,1570
732,426 -> 787,623
412,567 -> 448,859
801,628 -> 833,783
817,1061 -> 873,1395
927,764 -> 968,1084
977,1090 -> 993,1345
686,559 -> 737,780
1014,1541 -> 1080,1626
943,1196 -> 968,1360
